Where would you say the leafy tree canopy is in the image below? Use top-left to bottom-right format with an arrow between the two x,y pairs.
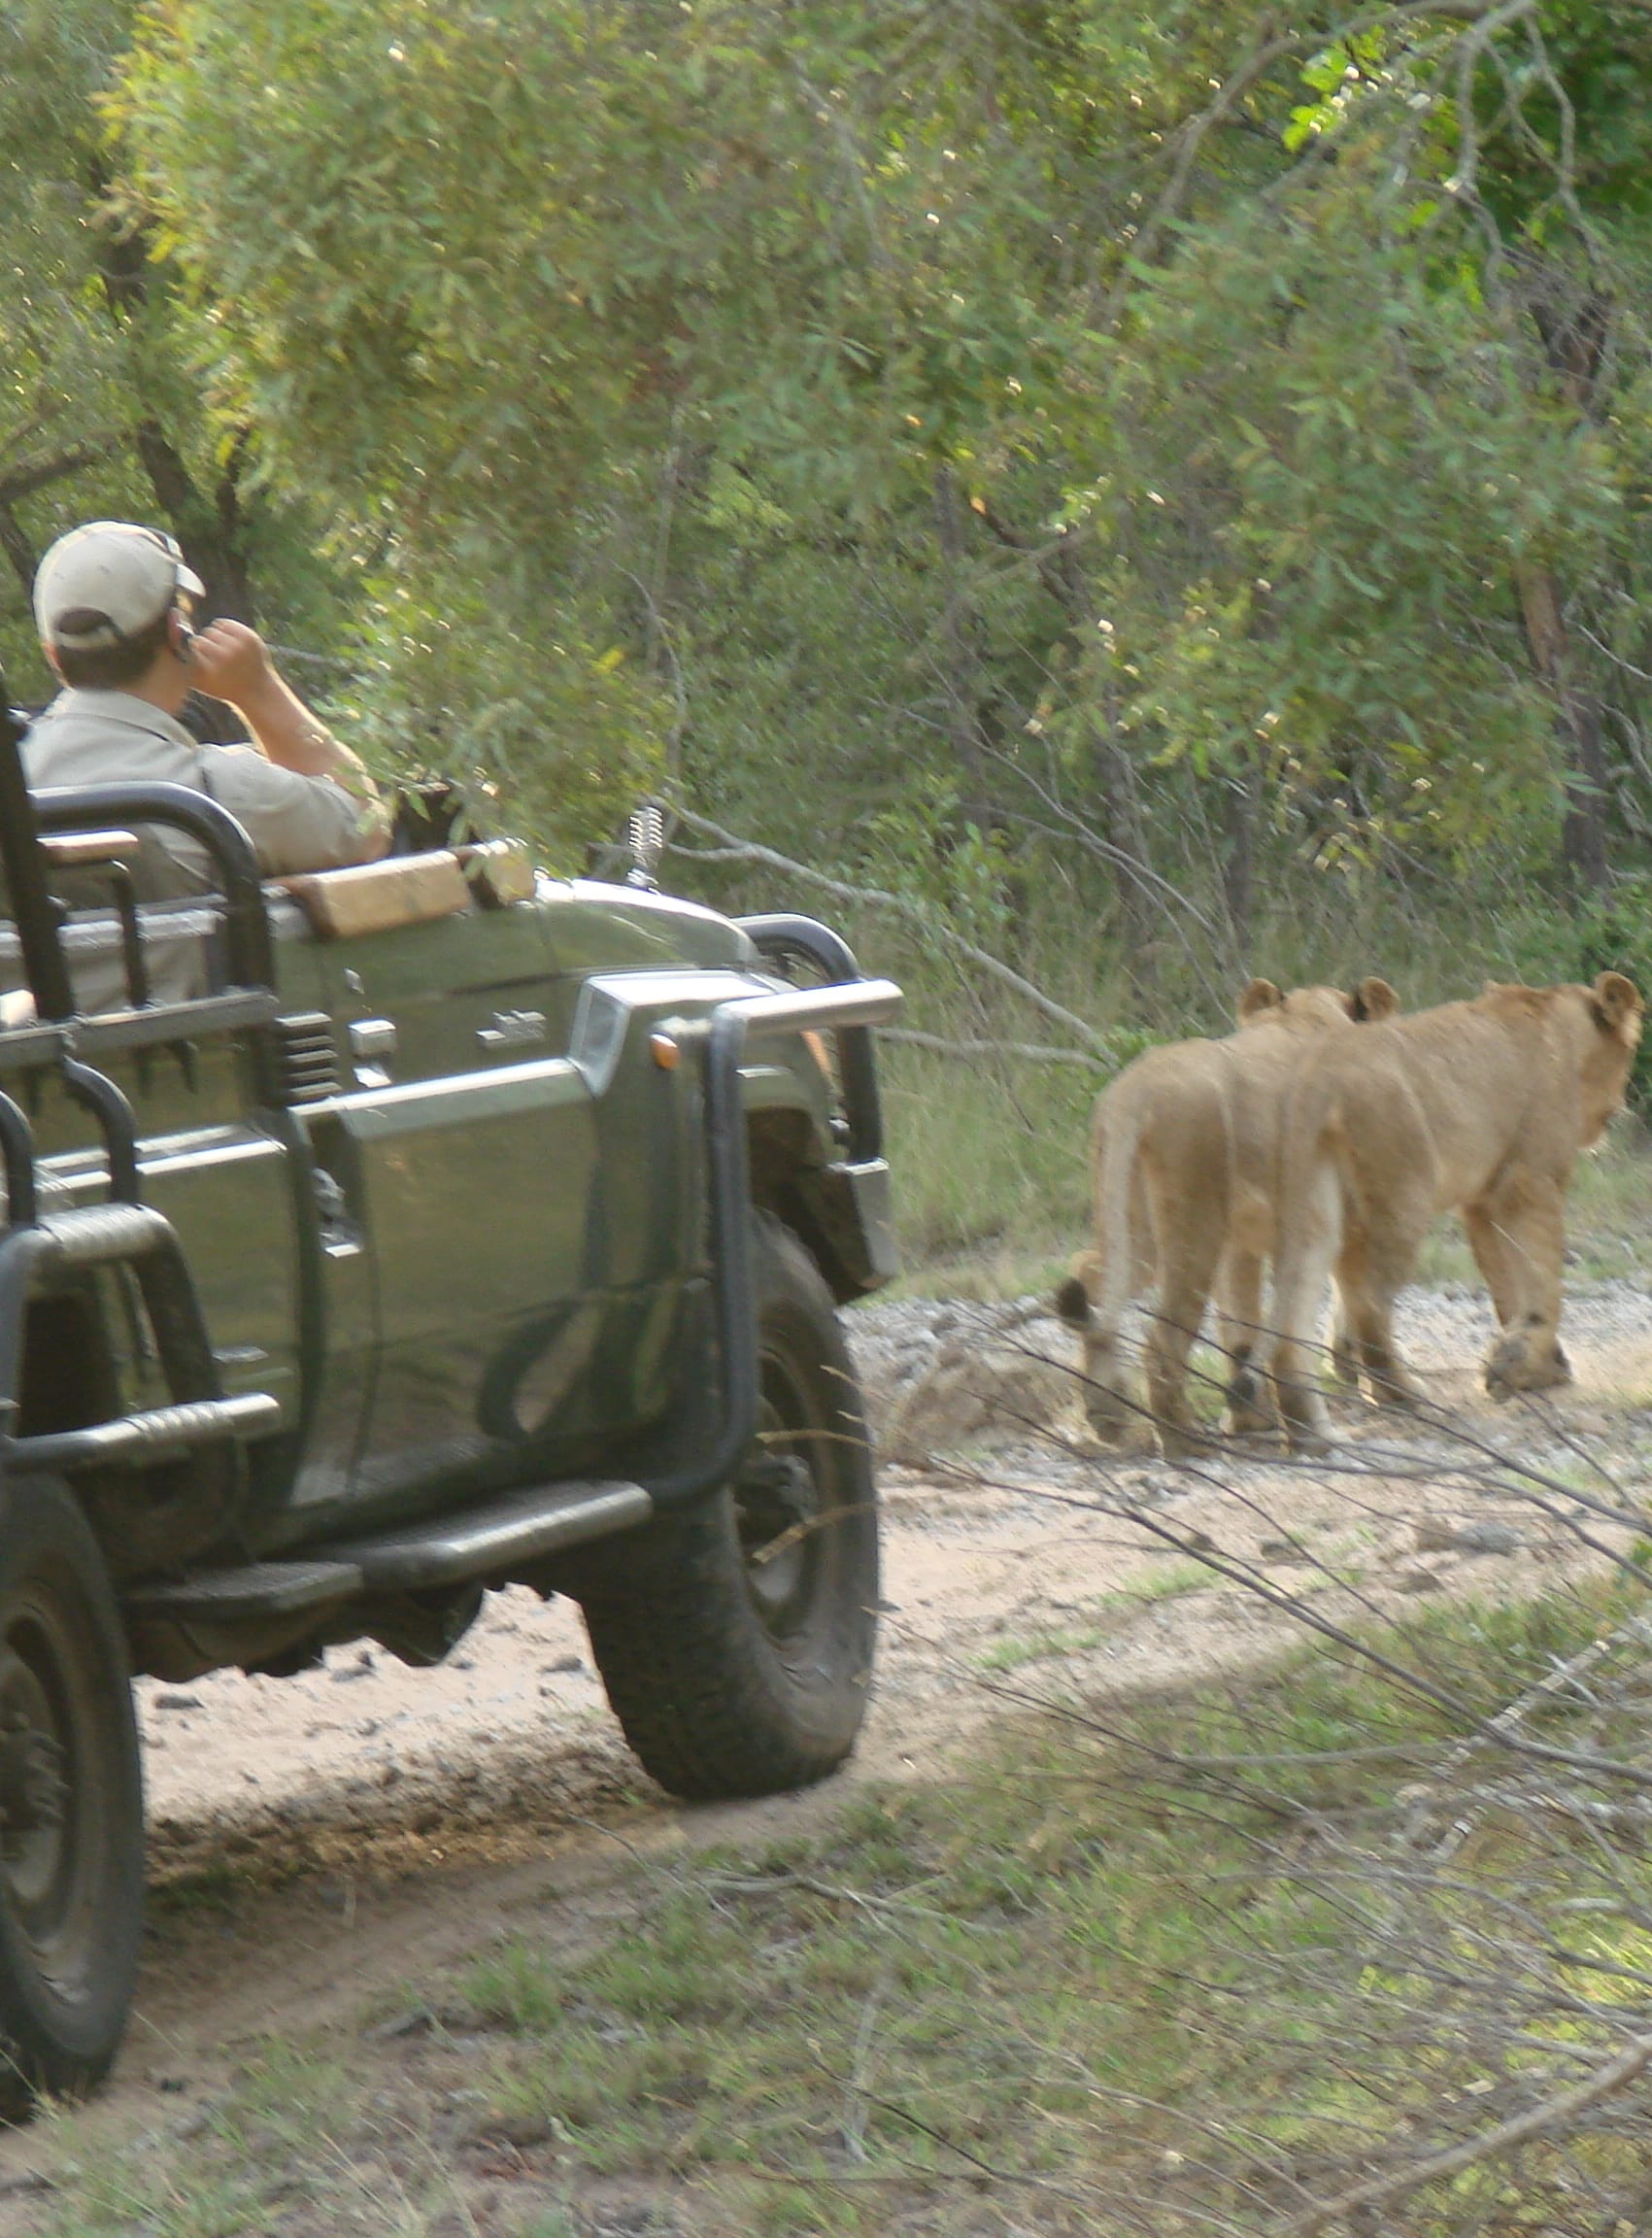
1,0 -> 1650,940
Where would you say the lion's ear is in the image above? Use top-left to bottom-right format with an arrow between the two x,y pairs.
1351,976 -> 1400,1022
1592,970 -> 1643,1039
1236,977 -> 1283,1023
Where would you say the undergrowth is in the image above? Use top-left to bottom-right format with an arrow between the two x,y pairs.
33,1577 -> 1652,2237
869,909 -> 1652,1290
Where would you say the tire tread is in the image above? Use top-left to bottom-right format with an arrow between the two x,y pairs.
581,1218 -> 878,1801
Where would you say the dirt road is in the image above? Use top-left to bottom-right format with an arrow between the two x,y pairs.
3,1287 -> 1648,2186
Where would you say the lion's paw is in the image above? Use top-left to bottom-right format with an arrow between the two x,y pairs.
1157,1422 -> 1217,1461
1225,1363 -> 1278,1436
1485,1334 -> 1573,1399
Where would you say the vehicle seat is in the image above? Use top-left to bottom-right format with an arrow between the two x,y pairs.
0,891 -> 220,1020
279,851 -> 472,939
279,840 -> 534,937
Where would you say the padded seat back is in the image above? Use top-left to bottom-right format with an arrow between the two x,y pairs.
280,851 -> 472,939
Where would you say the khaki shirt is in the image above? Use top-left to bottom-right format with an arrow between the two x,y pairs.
23,689 -> 380,899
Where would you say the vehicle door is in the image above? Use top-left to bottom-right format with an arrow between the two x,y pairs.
292,877 -> 604,1525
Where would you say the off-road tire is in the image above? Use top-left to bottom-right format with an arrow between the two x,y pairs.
581,1216 -> 879,1800
0,1475 -> 144,2115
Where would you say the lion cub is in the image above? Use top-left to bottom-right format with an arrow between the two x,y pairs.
1055,976 -> 1399,1456
1266,972 -> 1643,1451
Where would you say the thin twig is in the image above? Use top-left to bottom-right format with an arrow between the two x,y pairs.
883,1026 -> 1108,1067
1281,2026 -> 1652,2233
666,805 -> 1116,1053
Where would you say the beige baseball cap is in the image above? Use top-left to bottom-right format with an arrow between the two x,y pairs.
33,521 -> 205,650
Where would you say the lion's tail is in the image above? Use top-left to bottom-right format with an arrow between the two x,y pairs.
1055,1092 -> 1147,1339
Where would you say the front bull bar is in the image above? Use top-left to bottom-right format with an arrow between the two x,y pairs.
638,973 -> 901,1511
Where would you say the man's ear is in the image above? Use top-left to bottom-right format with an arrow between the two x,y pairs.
40,640 -> 64,684
1236,977 -> 1283,1024
1352,976 -> 1400,1022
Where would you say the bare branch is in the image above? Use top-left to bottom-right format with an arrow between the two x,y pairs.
1109,0 -> 1534,324
882,1027 -> 1108,1067
0,434 -> 124,508
666,805 -> 1119,1055
1282,2026 -> 1652,2233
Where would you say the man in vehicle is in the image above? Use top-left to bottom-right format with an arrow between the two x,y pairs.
25,520 -> 389,896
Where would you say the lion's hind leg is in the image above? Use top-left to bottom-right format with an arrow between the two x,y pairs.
1055,1255 -> 1143,1444
1057,1097 -> 1158,1444
1329,1317 -> 1362,1391
1216,1247 -> 1277,1436
1143,1202 -> 1228,1459
1270,1157 -> 1349,1455
1474,1178 -> 1573,1397
1334,1224 -> 1429,1411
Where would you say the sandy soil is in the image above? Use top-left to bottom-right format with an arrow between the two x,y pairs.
3,1285 -> 1650,2195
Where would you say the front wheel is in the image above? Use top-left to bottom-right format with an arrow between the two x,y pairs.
581,1217 -> 879,1800
0,1476 -> 144,2116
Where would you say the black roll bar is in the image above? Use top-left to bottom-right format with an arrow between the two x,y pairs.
0,1093 -> 37,1229
735,913 -> 886,1162
640,973 -> 901,1510
61,1058 -> 140,1203
0,696 -> 73,1022
0,1202 -> 225,1429
31,782 -> 274,993
103,860 -> 152,1009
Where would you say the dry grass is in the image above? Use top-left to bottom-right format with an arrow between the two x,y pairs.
29,1553 -> 1652,2238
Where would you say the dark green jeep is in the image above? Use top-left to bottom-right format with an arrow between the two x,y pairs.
0,685 -> 899,2111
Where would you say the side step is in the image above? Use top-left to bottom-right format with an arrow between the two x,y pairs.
125,1559 -> 363,1622
325,1479 -> 653,1591
122,1480 -> 654,1627
7,1392 -> 284,1473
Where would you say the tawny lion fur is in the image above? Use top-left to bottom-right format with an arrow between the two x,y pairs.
1054,975 -> 1399,1455
1267,972 -> 1643,1453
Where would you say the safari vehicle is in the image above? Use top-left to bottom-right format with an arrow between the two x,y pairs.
0,680 -> 899,2110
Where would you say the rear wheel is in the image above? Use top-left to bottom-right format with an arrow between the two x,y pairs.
0,1476 -> 143,2116
581,1217 -> 879,1800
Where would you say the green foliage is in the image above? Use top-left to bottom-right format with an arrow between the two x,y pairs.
2,0 -> 1652,1021
1087,172 -> 1602,859
332,566 -> 665,861
1564,873 -> 1652,1115
100,0 -> 1652,904
0,0 -> 365,698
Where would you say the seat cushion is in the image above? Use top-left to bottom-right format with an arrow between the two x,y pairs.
280,851 -> 472,939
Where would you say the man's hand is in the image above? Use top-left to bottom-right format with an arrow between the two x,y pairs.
185,618 -> 281,712
185,617 -> 389,858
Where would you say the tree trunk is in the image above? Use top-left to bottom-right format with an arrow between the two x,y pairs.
88,171 -> 257,625
1222,753 -> 1260,961
0,438 -> 125,602
930,463 -> 995,831
134,421 -> 256,625
1090,647 -> 1160,1000
1515,262 -> 1614,902
975,498 -> 1161,991
0,502 -> 38,607
1515,559 -> 1609,900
